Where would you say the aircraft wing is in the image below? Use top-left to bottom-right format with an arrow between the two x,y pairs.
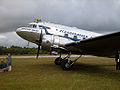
65,32 -> 120,58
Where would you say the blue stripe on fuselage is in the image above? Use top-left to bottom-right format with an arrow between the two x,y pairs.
39,25 -> 80,41
39,25 -> 52,35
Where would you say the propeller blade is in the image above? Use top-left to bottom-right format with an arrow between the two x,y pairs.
36,30 -> 43,59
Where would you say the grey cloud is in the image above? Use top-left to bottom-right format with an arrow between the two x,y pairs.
0,31 -> 37,47
0,0 -> 120,33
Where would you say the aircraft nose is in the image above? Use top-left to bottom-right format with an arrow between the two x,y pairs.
16,27 -> 27,36
16,28 -> 22,34
16,27 -> 26,38
16,27 -> 38,43
16,28 -> 21,31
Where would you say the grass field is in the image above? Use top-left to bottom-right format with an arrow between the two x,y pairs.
0,57 -> 120,90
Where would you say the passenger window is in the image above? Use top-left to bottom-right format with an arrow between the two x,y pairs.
73,36 -> 77,39
64,34 -> 68,37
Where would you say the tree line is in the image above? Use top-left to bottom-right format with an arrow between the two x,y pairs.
0,46 -> 47,55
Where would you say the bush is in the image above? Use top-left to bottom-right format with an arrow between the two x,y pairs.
0,46 -> 47,55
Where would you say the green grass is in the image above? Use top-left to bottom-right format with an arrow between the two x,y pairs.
0,57 -> 120,90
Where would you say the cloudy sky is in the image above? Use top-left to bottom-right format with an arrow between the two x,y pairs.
0,0 -> 120,47
0,32 -> 37,47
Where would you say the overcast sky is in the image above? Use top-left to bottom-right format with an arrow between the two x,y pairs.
0,32 -> 37,47
1,0 -> 120,47
0,0 -> 120,33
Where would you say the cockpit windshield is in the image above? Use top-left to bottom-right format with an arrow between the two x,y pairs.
28,24 -> 37,28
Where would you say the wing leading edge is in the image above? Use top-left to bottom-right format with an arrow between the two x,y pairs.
65,32 -> 120,58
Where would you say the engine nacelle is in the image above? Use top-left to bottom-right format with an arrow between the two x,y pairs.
41,40 -> 52,51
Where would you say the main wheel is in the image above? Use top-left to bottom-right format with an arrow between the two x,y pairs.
61,60 -> 73,70
54,57 -> 62,65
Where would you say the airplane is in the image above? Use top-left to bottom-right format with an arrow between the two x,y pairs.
16,19 -> 120,70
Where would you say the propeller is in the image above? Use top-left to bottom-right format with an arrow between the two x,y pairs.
36,29 -> 43,59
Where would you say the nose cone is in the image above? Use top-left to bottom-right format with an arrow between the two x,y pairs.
16,28 -> 21,32
16,27 -> 38,43
16,27 -> 29,37
16,27 -> 28,39
16,28 -> 20,36
16,28 -> 23,35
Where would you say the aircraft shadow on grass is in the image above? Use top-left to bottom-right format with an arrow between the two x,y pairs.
30,62 -> 120,81
72,63 -> 120,80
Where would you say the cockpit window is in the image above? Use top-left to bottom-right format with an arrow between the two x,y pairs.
28,24 -> 37,28
33,24 -> 37,28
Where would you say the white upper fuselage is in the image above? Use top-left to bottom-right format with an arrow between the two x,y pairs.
16,21 -> 101,51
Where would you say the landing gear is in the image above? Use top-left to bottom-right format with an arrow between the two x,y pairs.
54,57 -> 62,65
61,52 -> 82,70
61,59 -> 73,70
54,52 -> 82,70
54,52 -> 63,65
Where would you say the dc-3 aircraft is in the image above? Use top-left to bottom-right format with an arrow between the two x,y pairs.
16,19 -> 120,70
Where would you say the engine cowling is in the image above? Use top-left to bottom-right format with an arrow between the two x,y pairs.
41,40 -> 52,51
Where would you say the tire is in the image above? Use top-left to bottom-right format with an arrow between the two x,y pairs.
61,60 -> 73,70
54,57 -> 62,65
